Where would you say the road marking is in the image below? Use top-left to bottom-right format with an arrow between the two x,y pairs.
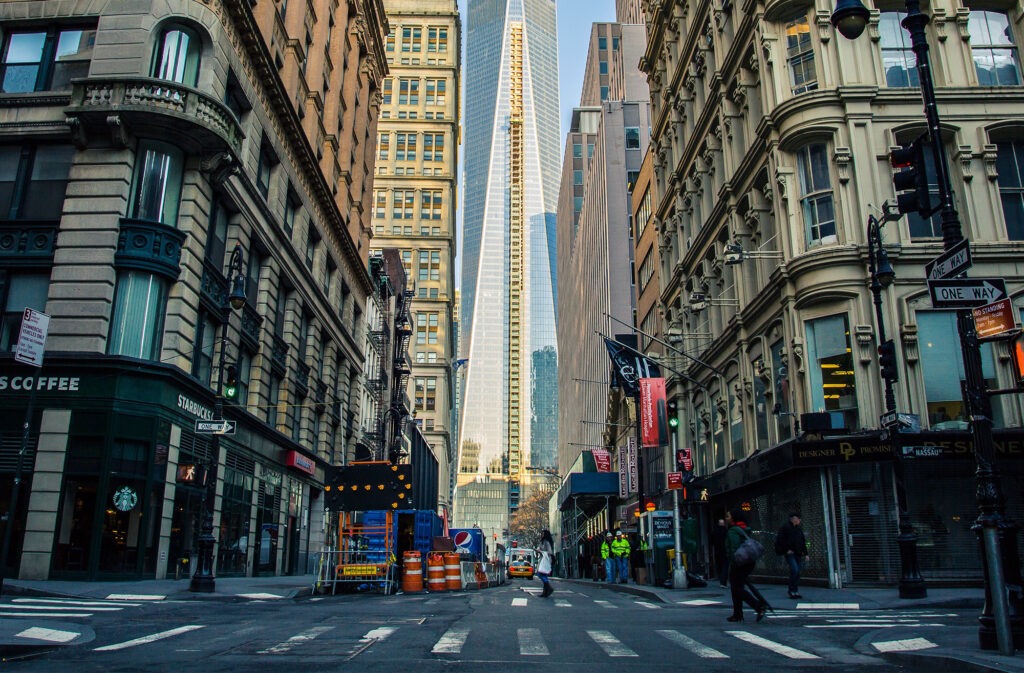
432,627 -> 470,653
0,611 -> 93,617
554,600 -> 571,607
657,629 -> 729,658
518,628 -> 549,656
4,604 -> 123,611
512,597 -> 528,607
94,625 -> 205,652
806,623 -> 946,629
677,599 -> 722,606
587,630 -> 638,657
594,600 -> 617,609
238,593 -> 284,600
104,594 -> 165,601
258,626 -> 332,654
362,626 -> 399,642
796,603 -> 858,610
873,637 -> 939,652
634,601 -> 661,609
14,598 -> 141,607
15,627 -> 81,643
726,631 -> 820,659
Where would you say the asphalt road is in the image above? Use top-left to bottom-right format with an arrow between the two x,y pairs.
4,580 -> 975,672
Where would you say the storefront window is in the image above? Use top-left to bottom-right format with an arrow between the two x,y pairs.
805,314 -> 858,431
217,465 -> 253,576
917,311 -> 1002,429
54,475 -> 98,572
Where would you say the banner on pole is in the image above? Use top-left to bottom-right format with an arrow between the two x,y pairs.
627,436 -> 638,494
639,377 -> 668,448
618,448 -> 628,498
592,449 -> 611,472
603,337 -> 662,397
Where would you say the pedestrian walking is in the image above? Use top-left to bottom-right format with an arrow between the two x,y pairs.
711,518 -> 729,587
725,509 -> 768,623
775,511 -> 809,599
537,529 -> 555,598
600,532 -> 616,583
611,530 -> 630,584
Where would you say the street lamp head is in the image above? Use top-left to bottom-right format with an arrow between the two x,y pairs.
831,0 -> 870,39
723,243 -> 744,265
875,247 -> 896,288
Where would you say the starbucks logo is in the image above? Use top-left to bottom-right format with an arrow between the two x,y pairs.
112,486 -> 138,512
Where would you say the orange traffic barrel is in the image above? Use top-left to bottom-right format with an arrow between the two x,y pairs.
444,552 -> 462,591
402,551 -> 423,593
426,552 -> 446,592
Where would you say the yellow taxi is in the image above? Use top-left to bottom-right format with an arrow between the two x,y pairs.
507,558 -> 534,579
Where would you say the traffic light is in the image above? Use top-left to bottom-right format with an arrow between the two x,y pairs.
890,134 -> 933,217
223,363 -> 239,401
878,340 -> 898,382
667,399 -> 679,429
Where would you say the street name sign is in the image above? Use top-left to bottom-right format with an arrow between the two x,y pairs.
14,308 -> 50,368
195,419 -> 236,435
925,239 -> 972,280
880,410 -> 898,428
973,298 -> 1017,339
927,277 -> 1007,308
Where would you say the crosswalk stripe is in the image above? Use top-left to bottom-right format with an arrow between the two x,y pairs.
635,601 -> 660,609
796,603 -> 858,610
677,599 -> 722,606
594,600 -> 617,609
432,627 -> 470,653
805,623 -> 947,629
238,593 -> 284,600
554,600 -> 571,607
726,630 -> 820,659
257,626 -> 332,654
587,630 -> 638,657
362,626 -> 399,642
4,604 -> 123,611
15,626 -> 81,643
14,598 -> 140,607
0,611 -> 93,618
512,597 -> 528,607
873,637 -> 938,652
657,629 -> 729,658
518,628 -> 549,656
104,594 -> 164,601
94,625 -> 204,652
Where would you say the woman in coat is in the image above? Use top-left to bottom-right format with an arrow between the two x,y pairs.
725,509 -> 768,622
537,529 -> 555,598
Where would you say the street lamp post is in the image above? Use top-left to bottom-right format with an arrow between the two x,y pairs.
191,244 -> 246,593
832,1 -> 1022,651
867,208 -> 926,599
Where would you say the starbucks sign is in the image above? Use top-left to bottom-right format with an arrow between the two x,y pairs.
112,486 -> 138,512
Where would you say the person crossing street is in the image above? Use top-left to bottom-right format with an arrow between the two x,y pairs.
611,530 -> 631,584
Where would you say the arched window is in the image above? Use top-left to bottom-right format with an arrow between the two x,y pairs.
152,24 -> 200,86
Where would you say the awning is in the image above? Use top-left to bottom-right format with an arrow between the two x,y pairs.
556,472 -> 619,515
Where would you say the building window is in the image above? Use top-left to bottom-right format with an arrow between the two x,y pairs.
420,191 -> 442,220
805,314 -> 857,431
1,25 -> 94,93
997,140 -> 1024,240
108,270 -> 168,360
305,228 -> 318,270
418,250 -> 441,281
193,312 -> 217,385
573,143 -> 583,159
786,14 -> 818,94
625,127 -> 640,149
386,32 -> 395,53
416,312 -> 439,345
0,144 -> 74,220
129,141 -> 183,226
969,10 -> 1020,86
374,189 -> 387,219
879,12 -> 918,87
382,78 -> 393,105
401,26 -> 422,53
398,78 -> 419,105
393,190 -> 415,219
206,199 -> 229,268
268,375 -> 282,427
599,60 -> 608,75
257,139 -> 276,199
425,79 -> 446,106
396,133 -> 408,160
600,86 -> 609,100
415,377 -> 437,411
427,27 -> 448,53
637,252 -> 654,290
424,133 -> 444,162
796,143 -> 835,245
0,272 -> 50,351
152,24 -> 201,86
573,170 -> 583,185
906,139 -> 942,239
378,132 -> 389,160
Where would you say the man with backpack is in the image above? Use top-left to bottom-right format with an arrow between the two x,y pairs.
775,512 -> 809,599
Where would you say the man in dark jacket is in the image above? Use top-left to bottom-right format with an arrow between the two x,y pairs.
775,512 -> 808,598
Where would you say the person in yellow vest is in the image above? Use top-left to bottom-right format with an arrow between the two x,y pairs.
611,530 -> 631,584
600,532 -> 616,583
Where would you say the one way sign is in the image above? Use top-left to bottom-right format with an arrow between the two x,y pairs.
927,277 -> 1007,308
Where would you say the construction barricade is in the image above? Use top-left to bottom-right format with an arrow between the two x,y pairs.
426,552 -> 447,592
444,552 -> 462,591
402,550 -> 423,593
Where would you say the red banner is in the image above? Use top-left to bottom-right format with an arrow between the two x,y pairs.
591,449 -> 611,472
666,472 -> 683,490
639,377 -> 668,448
676,447 -> 693,472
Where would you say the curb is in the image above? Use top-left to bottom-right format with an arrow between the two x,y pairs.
880,650 -> 1022,673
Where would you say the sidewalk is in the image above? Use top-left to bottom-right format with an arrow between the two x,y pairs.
562,576 -> 1023,673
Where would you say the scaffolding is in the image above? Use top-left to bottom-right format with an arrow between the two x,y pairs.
315,510 -> 397,594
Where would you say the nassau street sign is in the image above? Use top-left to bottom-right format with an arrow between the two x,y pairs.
925,239 -> 972,280
196,419 -> 236,435
927,277 -> 1007,308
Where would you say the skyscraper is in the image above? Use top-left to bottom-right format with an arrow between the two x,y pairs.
456,0 -> 560,542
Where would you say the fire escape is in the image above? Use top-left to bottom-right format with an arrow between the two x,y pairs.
363,255 -> 393,460
506,22 -> 525,518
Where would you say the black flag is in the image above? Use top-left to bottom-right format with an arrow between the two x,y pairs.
604,337 -> 662,397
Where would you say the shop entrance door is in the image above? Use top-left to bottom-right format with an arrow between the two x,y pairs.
252,493 -> 277,576
838,489 -> 898,584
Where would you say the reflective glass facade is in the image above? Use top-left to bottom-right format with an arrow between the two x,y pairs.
456,0 -> 560,541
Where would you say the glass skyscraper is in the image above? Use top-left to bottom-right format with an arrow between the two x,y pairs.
455,0 -> 560,543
